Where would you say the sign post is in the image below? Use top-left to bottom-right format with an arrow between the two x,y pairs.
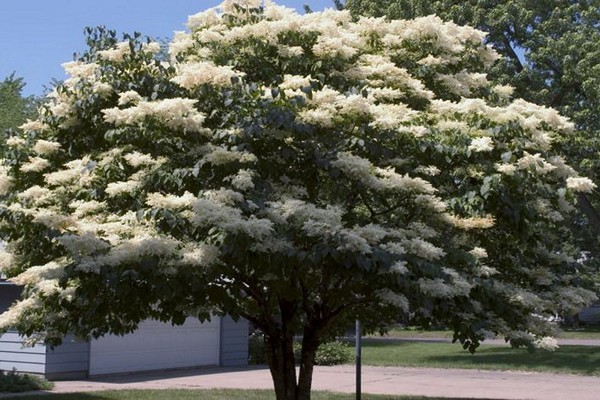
355,319 -> 361,400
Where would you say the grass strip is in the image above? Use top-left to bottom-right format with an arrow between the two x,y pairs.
358,340 -> 600,375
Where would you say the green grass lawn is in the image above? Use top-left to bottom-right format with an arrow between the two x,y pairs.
376,325 -> 600,340
560,326 -> 600,339
2,389 -> 489,400
375,327 -> 453,339
357,340 -> 600,375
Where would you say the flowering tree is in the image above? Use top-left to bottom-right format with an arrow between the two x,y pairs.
0,1 -> 597,399
343,0 -> 600,264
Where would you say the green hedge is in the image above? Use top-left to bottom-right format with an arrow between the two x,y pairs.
0,369 -> 53,392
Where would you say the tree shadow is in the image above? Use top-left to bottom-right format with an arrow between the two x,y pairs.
85,365 -> 269,385
426,345 -> 600,375
3,393 -> 115,400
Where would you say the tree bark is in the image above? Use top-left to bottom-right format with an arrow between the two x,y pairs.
263,316 -> 322,400
265,329 -> 320,400
265,332 -> 298,400
296,328 -> 320,400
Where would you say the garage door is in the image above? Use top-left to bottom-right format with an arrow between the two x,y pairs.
89,317 -> 220,375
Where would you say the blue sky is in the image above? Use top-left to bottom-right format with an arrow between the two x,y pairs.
1,0 -> 334,96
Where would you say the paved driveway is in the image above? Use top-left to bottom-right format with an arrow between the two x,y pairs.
3,364 -> 600,400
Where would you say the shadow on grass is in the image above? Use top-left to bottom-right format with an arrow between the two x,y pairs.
429,345 -> 600,375
2,393 -> 111,400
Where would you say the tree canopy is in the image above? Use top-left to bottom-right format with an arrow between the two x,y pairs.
0,1 -> 597,399
344,0 -> 600,242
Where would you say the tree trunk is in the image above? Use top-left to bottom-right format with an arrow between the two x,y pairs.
265,333 -> 298,400
296,328 -> 320,400
263,326 -> 321,400
578,193 -> 600,236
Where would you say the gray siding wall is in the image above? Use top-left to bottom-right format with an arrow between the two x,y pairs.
0,333 -> 91,379
45,335 -> 90,380
579,303 -> 600,325
220,316 -> 248,366
1,282 -> 249,374
0,284 -> 91,379
0,332 -> 46,374
0,285 -> 46,374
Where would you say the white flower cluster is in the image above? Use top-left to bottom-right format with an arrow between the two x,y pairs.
6,136 -> 26,148
172,61 -> 244,89
566,177 -> 597,193
0,297 -> 40,331
404,238 -> 445,261
533,336 -> 558,351
221,0 -> 261,14
18,186 -> 52,206
45,89 -> 79,127
146,192 -> 196,210
0,165 -> 13,195
227,169 -> 255,191
199,144 -> 257,166
32,211 -> 76,232
346,54 -> 432,99
69,200 -> 106,218
118,90 -> 143,106
77,235 -> 181,273
33,140 -> 61,155
10,261 -> 65,286
102,98 -> 206,132
0,248 -> 14,273
190,195 -> 274,242
468,137 -> 494,152
123,152 -> 158,168
19,156 -> 51,173
105,180 -> 142,197
44,157 -> 94,187
332,153 -> 436,194
176,242 -> 220,267
280,75 -> 312,91
469,247 -> 488,259
443,214 -> 495,230
267,199 -> 343,239
97,42 -> 131,62
516,152 -> 557,175
20,120 -> 47,133
436,71 -> 488,97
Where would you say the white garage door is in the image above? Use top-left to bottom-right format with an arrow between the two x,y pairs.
89,317 -> 220,376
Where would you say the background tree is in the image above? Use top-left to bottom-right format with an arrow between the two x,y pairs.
0,74 -> 38,146
0,2 -> 597,400
343,0 -> 600,251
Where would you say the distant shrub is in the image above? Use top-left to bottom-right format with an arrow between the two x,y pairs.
314,341 -> 353,366
294,340 -> 352,366
249,331 -> 268,364
0,369 -> 53,392
250,334 -> 352,366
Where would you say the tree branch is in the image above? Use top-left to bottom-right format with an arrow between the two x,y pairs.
501,33 -> 524,73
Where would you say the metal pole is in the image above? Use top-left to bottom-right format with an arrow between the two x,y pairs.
356,319 -> 361,400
